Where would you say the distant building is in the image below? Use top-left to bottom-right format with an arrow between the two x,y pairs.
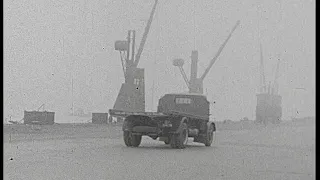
92,113 -> 109,124
24,110 -> 55,125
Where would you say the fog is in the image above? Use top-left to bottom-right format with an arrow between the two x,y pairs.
3,0 -> 315,121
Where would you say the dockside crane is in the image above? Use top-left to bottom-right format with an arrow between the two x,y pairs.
173,20 -> 240,94
112,0 -> 158,114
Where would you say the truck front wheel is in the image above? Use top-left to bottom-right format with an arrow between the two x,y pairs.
204,124 -> 215,147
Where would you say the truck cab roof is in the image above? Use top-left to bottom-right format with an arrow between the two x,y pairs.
162,92 -> 207,98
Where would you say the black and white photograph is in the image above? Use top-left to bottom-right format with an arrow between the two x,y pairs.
3,0 -> 315,179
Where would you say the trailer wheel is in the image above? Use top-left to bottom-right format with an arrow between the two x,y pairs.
204,124 -> 215,147
123,131 -> 132,147
170,123 -> 188,149
131,135 -> 142,147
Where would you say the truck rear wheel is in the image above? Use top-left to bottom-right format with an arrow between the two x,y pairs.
204,124 -> 215,147
170,123 -> 188,149
123,131 -> 142,147
131,135 -> 142,147
123,131 -> 132,147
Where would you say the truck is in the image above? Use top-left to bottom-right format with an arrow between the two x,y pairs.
109,93 -> 216,149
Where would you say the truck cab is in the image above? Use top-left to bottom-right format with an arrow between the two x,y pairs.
157,93 -> 210,119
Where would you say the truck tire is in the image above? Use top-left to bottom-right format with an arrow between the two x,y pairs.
131,135 -> 142,147
204,124 -> 215,147
170,123 -> 188,149
123,131 -> 132,147
123,131 -> 142,147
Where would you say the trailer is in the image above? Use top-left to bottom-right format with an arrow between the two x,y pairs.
109,93 -> 216,149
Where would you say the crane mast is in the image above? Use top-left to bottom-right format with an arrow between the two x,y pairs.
189,50 -> 199,93
273,57 -> 281,95
259,43 -> 266,93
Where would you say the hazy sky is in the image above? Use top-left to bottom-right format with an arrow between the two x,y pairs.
3,0 -> 315,121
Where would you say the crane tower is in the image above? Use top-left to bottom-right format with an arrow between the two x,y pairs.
173,20 -> 240,94
111,0 -> 158,117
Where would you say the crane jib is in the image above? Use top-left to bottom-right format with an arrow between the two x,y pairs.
134,0 -> 159,67
200,20 -> 240,81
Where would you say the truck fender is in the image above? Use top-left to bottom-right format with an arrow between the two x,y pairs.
207,122 -> 216,132
122,116 -> 133,131
175,117 -> 188,133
